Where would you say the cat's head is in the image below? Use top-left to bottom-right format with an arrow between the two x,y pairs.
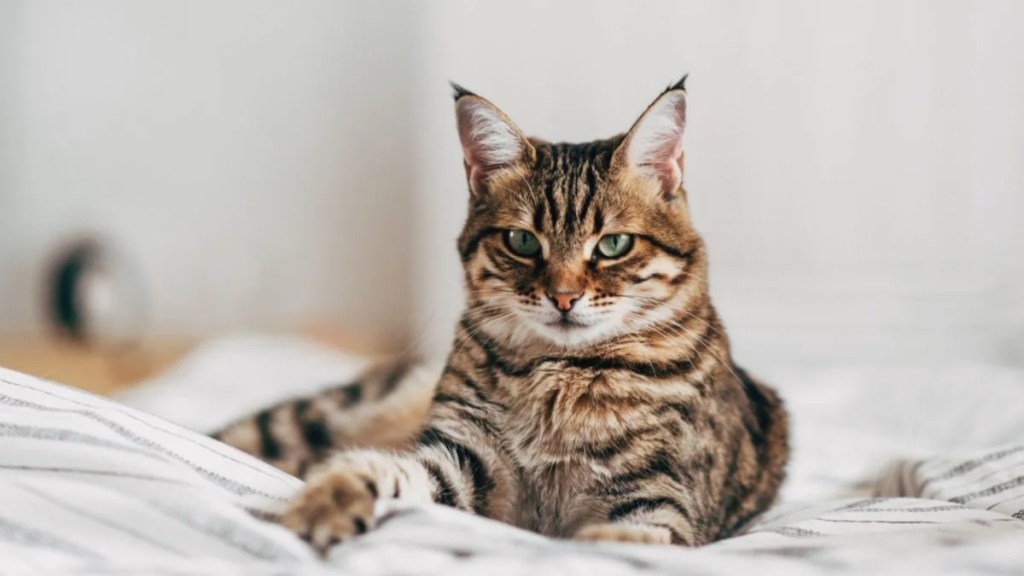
454,77 -> 707,350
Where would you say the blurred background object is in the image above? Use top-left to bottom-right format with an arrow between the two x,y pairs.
46,237 -> 146,347
17,236 -> 160,390
1,0 -> 1023,393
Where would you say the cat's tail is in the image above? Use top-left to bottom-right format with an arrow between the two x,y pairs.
212,359 -> 440,478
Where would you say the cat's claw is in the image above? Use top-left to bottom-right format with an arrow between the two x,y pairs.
281,469 -> 377,555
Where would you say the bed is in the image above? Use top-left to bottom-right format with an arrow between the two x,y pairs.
2,334 -> 1024,575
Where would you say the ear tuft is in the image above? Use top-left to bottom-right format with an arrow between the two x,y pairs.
614,79 -> 688,200
665,73 -> 688,93
455,94 -> 531,195
450,81 -> 476,101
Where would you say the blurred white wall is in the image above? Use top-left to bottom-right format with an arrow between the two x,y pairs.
412,0 -> 1024,367
2,0 -> 1023,367
0,0 -> 22,333
0,1 -> 421,348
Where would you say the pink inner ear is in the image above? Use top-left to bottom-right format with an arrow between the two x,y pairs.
455,98 -> 525,194
457,106 -> 488,169
652,141 -> 684,199
465,161 -> 490,196
626,91 -> 686,199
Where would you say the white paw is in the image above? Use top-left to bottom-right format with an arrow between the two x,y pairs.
281,468 -> 378,555
574,523 -> 672,545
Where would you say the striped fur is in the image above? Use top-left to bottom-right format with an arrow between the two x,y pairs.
212,360 -> 439,478
216,77 -> 789,553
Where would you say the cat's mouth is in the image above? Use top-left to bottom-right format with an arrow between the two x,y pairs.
546,316 -> 590,330
533,314 -> 612,347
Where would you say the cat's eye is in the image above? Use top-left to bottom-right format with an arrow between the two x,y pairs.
596,234 -> 634,259
505,229 -> 541,257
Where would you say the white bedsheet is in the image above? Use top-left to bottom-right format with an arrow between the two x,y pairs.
1,335 -> 1023,575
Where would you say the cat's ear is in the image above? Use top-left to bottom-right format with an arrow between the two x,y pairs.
453,83 -> 534,196
612,75 -> 688,201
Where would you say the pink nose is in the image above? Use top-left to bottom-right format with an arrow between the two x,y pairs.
547,291 -> 583,312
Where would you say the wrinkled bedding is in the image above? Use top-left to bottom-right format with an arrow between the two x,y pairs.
2,335 -> 1024,575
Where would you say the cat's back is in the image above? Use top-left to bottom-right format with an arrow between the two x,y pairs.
715,364 -> 789,537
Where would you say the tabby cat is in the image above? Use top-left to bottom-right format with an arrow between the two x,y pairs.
214,76 -> 789,553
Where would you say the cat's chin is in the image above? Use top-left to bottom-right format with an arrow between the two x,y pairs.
530,321 -> 614,349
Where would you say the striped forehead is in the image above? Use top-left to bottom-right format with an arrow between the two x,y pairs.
529,140 -> 618,242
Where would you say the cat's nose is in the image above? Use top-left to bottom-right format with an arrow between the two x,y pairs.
547,291 -> 583,313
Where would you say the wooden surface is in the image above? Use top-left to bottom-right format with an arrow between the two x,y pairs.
0,338 -> 192,396
0,328 -> 383,397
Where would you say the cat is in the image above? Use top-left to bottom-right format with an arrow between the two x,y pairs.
214,75 -> 789,553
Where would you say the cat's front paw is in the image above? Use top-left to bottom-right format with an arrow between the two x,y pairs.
574,523 -> 672,545
281,467 -> 378,555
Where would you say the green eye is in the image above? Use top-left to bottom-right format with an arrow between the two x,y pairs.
596,234 -> 634,259
505,229 -> 541,257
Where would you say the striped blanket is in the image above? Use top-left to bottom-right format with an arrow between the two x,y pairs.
2,353 -> 1024,574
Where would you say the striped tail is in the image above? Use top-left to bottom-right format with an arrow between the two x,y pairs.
212,360 -> 441,478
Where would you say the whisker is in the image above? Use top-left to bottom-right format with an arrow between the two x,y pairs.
647,314 -> 742,384
451,310 -> 520,358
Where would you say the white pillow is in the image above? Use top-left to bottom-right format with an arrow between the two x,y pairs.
0,365 -> 315,573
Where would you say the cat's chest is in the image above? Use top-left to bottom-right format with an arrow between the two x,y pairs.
492,362 -> 649,467
497,376 -> 634,534
485,361 -> 683,536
